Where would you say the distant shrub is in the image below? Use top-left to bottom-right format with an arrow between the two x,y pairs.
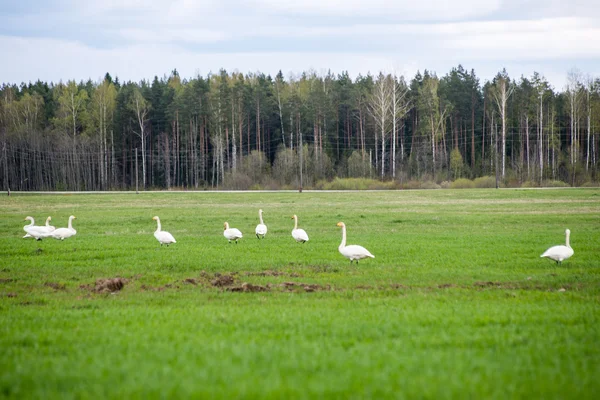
440,181 -> 451,189
581,181 -> 600,187
473,176 -> 496,188
521,180 -> 539,188
402,180 -> 422,190
223,172 -> 253,190
262,178 -> 281,190
542,180 -> 570,188
420,181 -> 441,189
505,178 -> 521,188
317,178 -> 396,190
450,178 -> 475,189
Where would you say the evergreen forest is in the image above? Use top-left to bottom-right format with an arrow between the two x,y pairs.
1,66 -> 599,191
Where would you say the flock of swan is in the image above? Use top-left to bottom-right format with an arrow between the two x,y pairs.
23,216 -> 77,241
153,210 -> 374,263
22,211 -> 573,264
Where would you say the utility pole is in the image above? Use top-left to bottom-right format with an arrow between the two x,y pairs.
2,131 -> 9,196
135,148 -> 139,194
494,124 -> 499,189
299,132 -> 303,192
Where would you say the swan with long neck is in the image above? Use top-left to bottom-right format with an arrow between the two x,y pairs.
541,228 -> 574,264
291,215 -> 309,243
51,216 -> 77,240
23,216 -> 56,240
255,209 -> 267,239
224,222 -> 243,243
336,222 -> 374,263
152,216 -> 176,246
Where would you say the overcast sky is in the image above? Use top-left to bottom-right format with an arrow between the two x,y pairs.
1,0 -> 599,90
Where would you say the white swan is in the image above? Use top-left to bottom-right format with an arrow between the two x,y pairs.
51,216 -> 77,240
337,222 -> 374,263
23,216 -> 55,240
255,209 -> 267,239
541,228 -> 574,264
291,215 -> 309,243
224,222 -> 243,243
152,216 -> 176,246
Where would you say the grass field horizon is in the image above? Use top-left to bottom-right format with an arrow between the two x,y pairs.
1,189 -> 599,398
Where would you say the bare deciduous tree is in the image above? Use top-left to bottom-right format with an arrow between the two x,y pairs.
130,88 -> 149,189
369,73 -> 393,179
490,71 -> 514,178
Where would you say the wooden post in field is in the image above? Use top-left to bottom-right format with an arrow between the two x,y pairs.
3,132 -> 9,195
299,133 -> 303,192
135,148 -> 139,194
494,124 -> 499,189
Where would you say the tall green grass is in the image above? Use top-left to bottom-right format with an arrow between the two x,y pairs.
1,189 -> 599,399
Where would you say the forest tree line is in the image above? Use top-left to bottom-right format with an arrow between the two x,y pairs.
1,66 -> 599,191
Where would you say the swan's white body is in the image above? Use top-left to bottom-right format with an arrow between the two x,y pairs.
255,209 -> 267,239
224,222 -> 243,243
51,216 -> 77,240
152,216 -> 176,246
541,229 -> 574,264
337,222 -> 374,263
291,215 -> 309,243
23,216 -> 55,239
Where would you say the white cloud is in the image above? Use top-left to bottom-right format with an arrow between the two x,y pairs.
1,0 -> 600,89
246,0 -> 501,20
120,28 -> 228,44
0,35 -> 399,84
444,18 -> 600,60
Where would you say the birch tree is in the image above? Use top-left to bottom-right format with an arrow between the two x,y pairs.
92,78 -> 117,189
391,75 -> 410,178
490,70 -> 514,178
532,73 -> 549,183
369,72 -> 393,178
566,69 -> 582,166
274,70 -> 287,149
418,73 -> 448,176
55,80 -> 88,139
130,87 -> 150,189
584,75 -> 594,171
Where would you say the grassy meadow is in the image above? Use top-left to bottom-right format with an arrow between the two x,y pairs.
1,189 -> 599,399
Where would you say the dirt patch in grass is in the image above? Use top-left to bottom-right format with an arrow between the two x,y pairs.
5,292 -> 17,298
211,274 -> 235,287
140,283 -> 175,292
226,282 -> 269,292
473,281 -> 502,287
81,278 -> 128,293
44,282 -> 66,291
390,283 -> 408,289
280,281 -> 331,292
244,270 -> 302,278
438,283 -> 456,289
307,265 -> 338,273
184,278 -> 198,285
0,278 -> 14,284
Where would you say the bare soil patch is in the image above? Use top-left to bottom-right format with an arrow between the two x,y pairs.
44,282 -> 66,291
244,270 -> 302,278
438,283 -> 456,289
280,281 -> 331,292
81,278 -> 128,293
473,281 -> 501,287
226,282 -> 270,292
0,278 -> 14,284
211,274 -> 235,287
140,283 -> 174,292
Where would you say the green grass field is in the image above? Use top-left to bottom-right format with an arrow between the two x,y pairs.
1,189 -> 599,399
